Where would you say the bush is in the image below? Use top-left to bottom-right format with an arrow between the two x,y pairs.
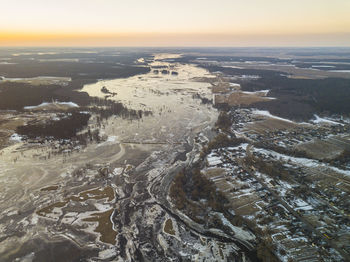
215,111 -> 232,131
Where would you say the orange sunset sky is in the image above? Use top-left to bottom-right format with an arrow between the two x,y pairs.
1,0 -> 349,46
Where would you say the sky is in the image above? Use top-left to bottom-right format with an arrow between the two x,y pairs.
0,0 -> 349,46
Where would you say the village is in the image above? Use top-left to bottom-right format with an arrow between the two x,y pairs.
198,106 -> 350,261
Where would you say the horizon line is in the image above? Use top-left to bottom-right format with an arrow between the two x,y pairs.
1,45 -> 350,48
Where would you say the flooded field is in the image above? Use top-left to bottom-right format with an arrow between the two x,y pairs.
0,76 -> 71,86
0,54 -> 220,261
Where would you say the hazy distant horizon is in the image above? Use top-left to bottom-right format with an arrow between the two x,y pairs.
1,0 -> 349,47
1,33 -> 350,47
1,46 -> 350,49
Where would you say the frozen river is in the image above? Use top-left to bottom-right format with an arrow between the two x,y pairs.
0,54 -> 220,261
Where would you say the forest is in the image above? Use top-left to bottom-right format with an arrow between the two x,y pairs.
204,65 -> 350,120
16,111 -> 91,139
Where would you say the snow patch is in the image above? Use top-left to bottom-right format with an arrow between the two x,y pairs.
10,133 -> 23,142
112,167 -> 123,176
17,252 -> 35,262
99,248 -> 117,259
24,101 -> 79,110
94,203 -> 112,212
252,110 -> 294,123
216,213 -> 255,241
97,136 -> 119,147
312,115 -> 343,126
206,154 -> 222,166
106,136 -> 117,142
241,89 -> 270,96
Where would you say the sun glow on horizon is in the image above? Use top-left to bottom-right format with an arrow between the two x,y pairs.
1,0 -> 350,46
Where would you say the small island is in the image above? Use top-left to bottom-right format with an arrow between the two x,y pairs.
101,86 -> 117,97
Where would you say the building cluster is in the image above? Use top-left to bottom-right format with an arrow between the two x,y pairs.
199,108 -> 350,261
